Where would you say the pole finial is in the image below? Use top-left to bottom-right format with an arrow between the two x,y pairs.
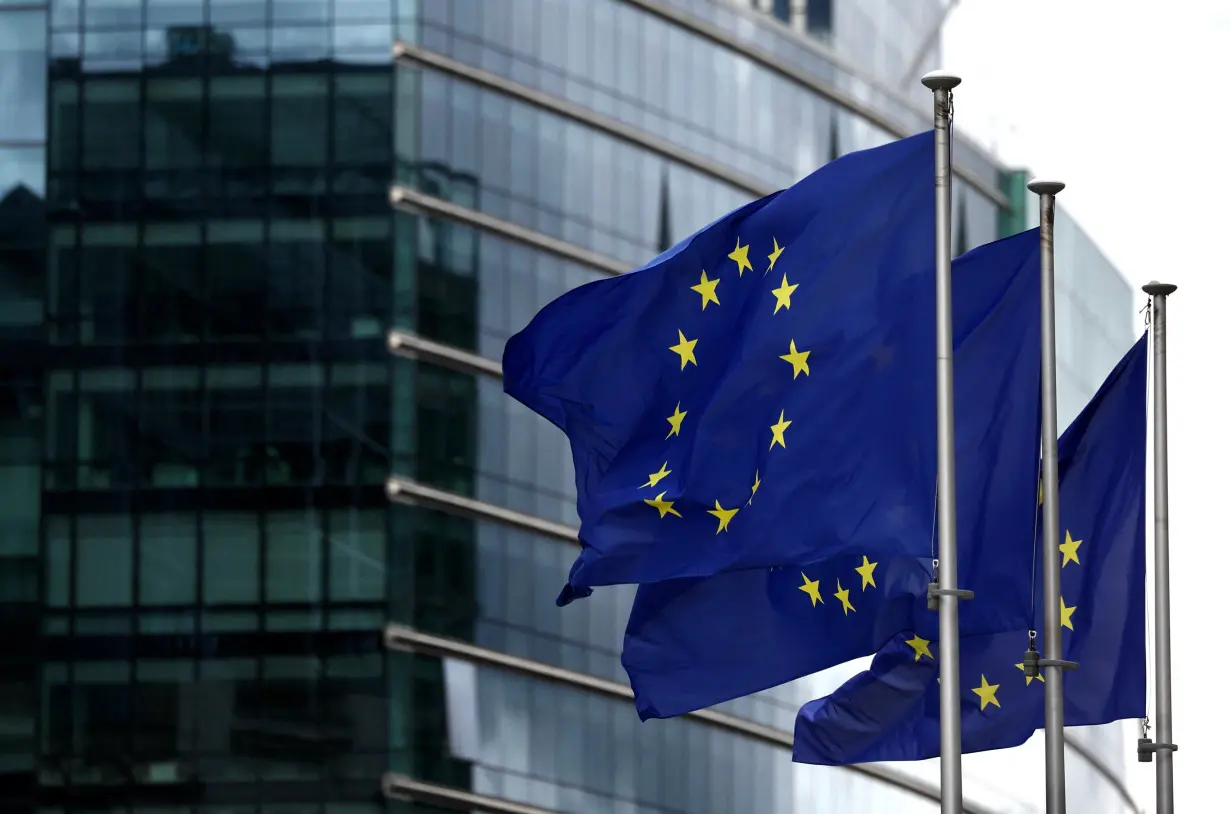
1027,179 -> 1066,197
920,70 -> 962,91
1143,281 -> 1178,297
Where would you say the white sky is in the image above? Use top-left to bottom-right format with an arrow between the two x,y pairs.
940,1 -> 1229,811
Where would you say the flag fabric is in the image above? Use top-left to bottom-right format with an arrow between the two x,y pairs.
792,334 -> 1148,765
622,230 -> 1044,719
504,132 -> 1038,609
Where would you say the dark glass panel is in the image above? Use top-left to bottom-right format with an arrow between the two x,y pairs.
141,223 -> 206,344
333,72 -> 392,194
267,220 -> 325,340
327,216 -> 391,340
78,224 -> 138,344
321,369 -> 389,488
265,511 -> 324,603
146,77 -> 205,171
203,366 -> 264,488
806,0 -> 833,35
47,227 -> 76,344
207,75 -> 268,198
412,365 -> 476,497
202,513 -> 260,605
48,80 -> 79,199
205,220 -> 265,341
138,514 -> 199,607
139,369 -> 204,488
75,515 -> 135,607
145,76 -> 207,201
271,73 -> 328,195
81,79 -> 140,171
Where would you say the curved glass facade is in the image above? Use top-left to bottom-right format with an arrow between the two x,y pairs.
0,2 -> 1136,813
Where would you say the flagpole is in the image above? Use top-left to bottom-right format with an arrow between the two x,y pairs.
1029,179 -> 1077,814
921,69 -> 970,814
1142,280 -> 1179,814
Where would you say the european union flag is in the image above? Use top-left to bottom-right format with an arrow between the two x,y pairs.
505,132 -> 1040,608
622,230 -> 1043,719
793,334 -> 1147,765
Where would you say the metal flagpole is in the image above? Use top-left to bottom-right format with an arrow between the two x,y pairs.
1028,179 -> 1078,814
921,70 -> 972,814
1138,281 -> 1179,813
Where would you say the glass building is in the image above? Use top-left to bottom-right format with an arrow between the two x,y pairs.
0,1 -> 1140,813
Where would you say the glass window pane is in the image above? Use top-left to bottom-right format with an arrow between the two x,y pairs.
75,514 -> 134,607
202,367 -> 262,488
271,74 -> 328,168
328,216 -> 391,340
139,513 -> 198,606
79,224 -> 138,344
267,220 -> 325,340
84,0 -> 140,28
146,0 -> 206,28
49,80 -> 78,175
203,512 -> 259,604
271,0 -> 328,25
205,220 -> 265,341
328,509 -> 385,601
142,223 -> 205,342
45,516 -> 71,608
208,76 -> 267,170
333,73 -> 391,167
82,79 -> 140,169
265,510 -> 323,603
50,0 -> 80,29
145,77 -> 204,171
0,10 -> 48,142
208,0 -> 267,26
806,0 -> 833,35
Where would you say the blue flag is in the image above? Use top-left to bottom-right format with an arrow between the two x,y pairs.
505,132 -> 1037,607
793,334 -> 1148,765
622,229 -> 1043,719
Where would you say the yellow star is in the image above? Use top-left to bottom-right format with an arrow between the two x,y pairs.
779,339 -> 810,379
728,237 -> 753,276
665,403 -> 687,438
747,469 -> 760,505
834,580 -> 855,615
1059,530 -> 1082,567
1015,662 -> 1045,686
707,500 -> 739,533
972,674 -> 1000,710
798,572 -> 824,607
669,329 -> 698,369
904,634 -> 932,661
854,555 -> 878,590
690,270 -> 721,310
768,410 -> 791,450
770,273 -> 798,314
644,492 -> 681,519
641,462 -> 671,489
1060,596 -> 1076,630
767,237 -> 785,271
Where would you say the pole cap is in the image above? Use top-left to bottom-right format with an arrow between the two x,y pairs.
1027,179 -> 1065,196
920,70 -> 962,91
1142,281 -> 1178,297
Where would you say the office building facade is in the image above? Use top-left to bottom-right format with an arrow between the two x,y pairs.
0,1 -> 1138,813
